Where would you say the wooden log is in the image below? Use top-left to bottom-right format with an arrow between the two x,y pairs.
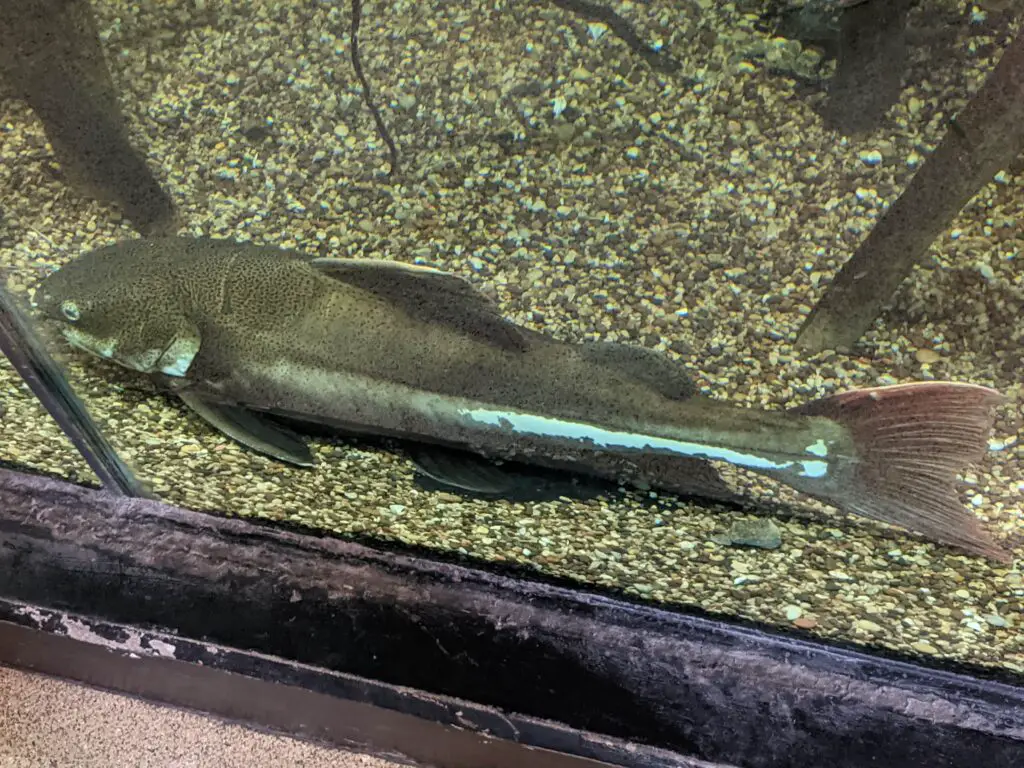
797,25 -> 1024,352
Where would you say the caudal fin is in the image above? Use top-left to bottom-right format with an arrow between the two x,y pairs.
790,382 -> 1010,562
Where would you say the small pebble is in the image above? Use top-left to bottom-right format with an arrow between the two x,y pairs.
551,123 -> 576,143
914,348 -> 941,364
858,150 -> 882,167
793,618 -> 818,629
856,619 -> 884,633
710,518 -> 782,549
984,614 -> 1008,628
784,605 -> 803,621
912,641 -> 939,654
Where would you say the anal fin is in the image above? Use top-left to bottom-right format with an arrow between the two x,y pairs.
408,445 -> 518,494
407,444 -> 610,502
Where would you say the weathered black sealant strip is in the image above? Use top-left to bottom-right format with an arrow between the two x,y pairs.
0,467 -> 1021,768
0,605 -> 717,768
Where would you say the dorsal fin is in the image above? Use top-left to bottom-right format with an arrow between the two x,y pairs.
310,258 -> 529,352
578,341 -> 698,400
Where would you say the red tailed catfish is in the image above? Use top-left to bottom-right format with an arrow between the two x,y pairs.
33,237 -> 1009,561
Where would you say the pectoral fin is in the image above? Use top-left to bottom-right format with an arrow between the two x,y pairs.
311,258 -> 529,352
177,391 -> 315,466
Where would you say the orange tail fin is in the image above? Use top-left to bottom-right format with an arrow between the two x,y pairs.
790,382 -> 1010,562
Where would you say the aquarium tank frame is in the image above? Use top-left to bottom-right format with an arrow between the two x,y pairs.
2,0 -> 1023,765
0,464 -> 1021,768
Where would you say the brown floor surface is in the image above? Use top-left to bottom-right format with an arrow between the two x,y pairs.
0,665 -> 408,767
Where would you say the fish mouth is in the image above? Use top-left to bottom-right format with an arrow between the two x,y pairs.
59,325 -> 198,378
61,326 -> 119,361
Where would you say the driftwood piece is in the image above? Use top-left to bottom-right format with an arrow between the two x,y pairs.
819,0 -> 912,136
797,25 -> 1024,352
0,0 -> 177,235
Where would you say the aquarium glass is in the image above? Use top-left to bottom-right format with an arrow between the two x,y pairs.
0,0 -> 1020,673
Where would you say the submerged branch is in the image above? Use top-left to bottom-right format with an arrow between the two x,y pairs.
797,25 -> 1024,352
0,0 -> 177,235
547,0 -> 680,74
351,0 -> 399,177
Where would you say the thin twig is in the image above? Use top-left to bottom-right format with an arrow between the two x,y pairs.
351,0 -> 399,176
547,0 -> 680,74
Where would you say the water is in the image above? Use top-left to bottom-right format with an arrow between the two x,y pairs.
0,0 -> 1020,672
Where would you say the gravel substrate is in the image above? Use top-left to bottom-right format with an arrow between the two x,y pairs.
0,0 -> 1021,671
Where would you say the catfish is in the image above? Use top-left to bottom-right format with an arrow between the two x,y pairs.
33,237 -> 1010,561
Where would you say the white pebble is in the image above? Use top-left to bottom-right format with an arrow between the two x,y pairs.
859,150 -> 882,166
785,605 -> 803,621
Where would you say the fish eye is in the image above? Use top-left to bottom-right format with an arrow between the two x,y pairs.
60,300 -> 81,322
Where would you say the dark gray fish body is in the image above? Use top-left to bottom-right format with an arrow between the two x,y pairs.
35,237 -> 1008,561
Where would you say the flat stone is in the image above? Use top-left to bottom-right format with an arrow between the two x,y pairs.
710,518 -> 782,549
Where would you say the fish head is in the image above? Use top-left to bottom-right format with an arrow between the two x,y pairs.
34,247 -> 201,378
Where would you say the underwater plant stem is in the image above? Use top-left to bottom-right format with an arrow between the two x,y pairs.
0,284 -> 147,498
797,25 -> 1024,352
350,0 -> 399,177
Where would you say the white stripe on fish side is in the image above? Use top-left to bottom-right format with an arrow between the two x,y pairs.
460,407 -> 830,478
